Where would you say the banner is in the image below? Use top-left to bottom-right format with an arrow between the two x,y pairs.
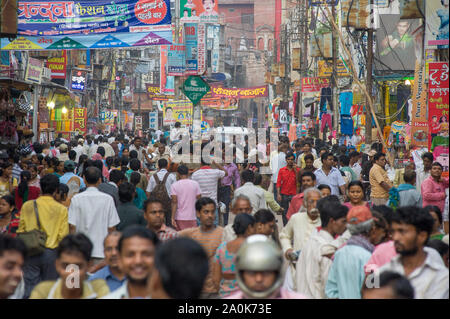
180,0 -> 219,24
211,85 -> 268,99
425,0 -> 449,49
163,100 -> 193,126
73,107 -> 87,136
149,111 -> 158,130
146,83 -> 172,100
428,62 -> 449,151
25,57 -> 44,84
410,61 -> 429,148
167,44 -> 186,76
46,50 -> 67,79
197,23 -> 206,75
301,77 -> 330,92
100,109 -> 117,124
1,31 -> 172,50
184,23 -> 198,75
374,15 -> 421,73
17,0 -> 171,36
200,97 -> 239,110
160,45 -> 175,95
318,60 -> 350,77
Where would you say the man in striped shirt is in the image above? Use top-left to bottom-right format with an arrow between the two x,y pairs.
179,197 -> 223,299
144,197 -> 178,242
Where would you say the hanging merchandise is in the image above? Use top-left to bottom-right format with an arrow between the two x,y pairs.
320,113 -> 332,133
339,91 -> 353,115
340,114 -> 353,135
319,87 -> 333,113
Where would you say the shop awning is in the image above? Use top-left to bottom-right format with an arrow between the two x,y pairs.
0,77 -> 34,91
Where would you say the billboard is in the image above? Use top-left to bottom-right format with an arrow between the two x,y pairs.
17,0 -> 172,36
425,0 -> 449,49
179,0 -> 219,24
167,44 -> 186,76
184,23 -> 198,75
163,100 -> 193,126
374,15 -> 421,73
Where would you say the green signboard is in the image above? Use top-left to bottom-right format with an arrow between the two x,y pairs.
182,76 -> 210,105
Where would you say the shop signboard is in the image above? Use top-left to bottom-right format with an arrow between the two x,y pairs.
160,45 -> 175,95
184,23 -> 198,75
179,0 -> 219,24
301,77 -> 330,92
318,60 -> 350,77
71,70 -> 86,91
146,84 -> 171,100
149,111 -> 158,130
197,23 -> 206,75
207,24 -> 220,73
25,57 -> 44,84
428,62 -> 449,153
410,61 -> 429,149
135,116 -> 143,130
167,44 -> 186,76
73,107 -> 87,136
46,50 -> 67,79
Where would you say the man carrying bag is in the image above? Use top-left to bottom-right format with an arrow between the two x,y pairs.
17,174 -> 69,298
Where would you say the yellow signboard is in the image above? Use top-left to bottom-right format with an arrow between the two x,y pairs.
3,37 -> 43,50
318,60 -> 351,77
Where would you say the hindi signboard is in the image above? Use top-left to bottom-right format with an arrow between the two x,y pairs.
25,57 -> 44,84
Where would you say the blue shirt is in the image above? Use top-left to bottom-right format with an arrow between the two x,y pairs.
59,172 -> 86,189
88,266 -> 126,293
314,167 -> 346,196
325,244 -> 372,299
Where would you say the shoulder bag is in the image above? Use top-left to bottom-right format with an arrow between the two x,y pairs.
17,200 -> 47,257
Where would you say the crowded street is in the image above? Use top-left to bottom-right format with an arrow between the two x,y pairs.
0,0 -> 448,302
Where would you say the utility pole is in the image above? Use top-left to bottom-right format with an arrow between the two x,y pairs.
365,0 -> 374,145
283,24 -> 289,103
298,0 -> 309,126
331,2 -> 338,135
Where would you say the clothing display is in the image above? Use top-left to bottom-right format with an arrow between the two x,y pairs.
319,87 -> 333,112
339,92 -> 353,115
340,115 -> 354,135
321,113 -> 332,132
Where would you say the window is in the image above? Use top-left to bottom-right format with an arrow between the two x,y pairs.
258,38 -> 264,50
241,13 -> 253,25
268,39 -> 273,51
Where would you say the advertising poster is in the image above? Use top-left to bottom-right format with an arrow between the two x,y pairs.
410,61 -> 429,148
73,107 -> 87,136
135,116 -> 143,130
163,100 -> 193,126
149,111 -> 158,130
100,110 -> 117,124
17,0 -> 172,36
46,50 -> 67,79
25,57 -> 44,84
428,62 -> 449,153
374,14 -> 421,72
425,0 -> 449,49
200,97 -> 239,110
211,85 -> 268,99
184,23 -> 198,75
179,0 -> 219,24
160,45 -> 175,95
167,44 -> 186,76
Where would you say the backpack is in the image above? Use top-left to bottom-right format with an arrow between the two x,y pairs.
150,172 -> 171,213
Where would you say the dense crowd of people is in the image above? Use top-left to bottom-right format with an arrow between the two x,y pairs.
0,124 -> 448,299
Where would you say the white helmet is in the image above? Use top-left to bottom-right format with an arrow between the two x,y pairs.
235,235 -> 284,298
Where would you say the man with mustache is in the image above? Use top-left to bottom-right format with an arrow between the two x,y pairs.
378,206 -> 449,299
103,226 -> 159,299
280,188 -> 322,291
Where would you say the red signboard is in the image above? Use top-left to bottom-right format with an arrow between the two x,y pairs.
73,107 -> 87,136
428,62 -> 449,151
301,77 -> 330,92
46,50 -> 67,79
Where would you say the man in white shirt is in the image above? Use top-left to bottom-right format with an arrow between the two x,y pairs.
98,136 -> 115,158
349,151 -> 362,180
377,206 -> 449,299
146,158 -> 177,198
233,170 -> 266,215
296,196 -> 349,298
73,138 -> 86,163
415,152 -> 433,192
88,139 -> 99,159
129,136 -> 147,163
68,167 -> 120,265
280,188 -> 322,292
314,152 -> 346,197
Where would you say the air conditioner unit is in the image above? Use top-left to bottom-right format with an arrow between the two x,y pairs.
42,67 -> 51,81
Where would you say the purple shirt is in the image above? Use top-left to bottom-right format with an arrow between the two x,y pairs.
221,163 -> 241,188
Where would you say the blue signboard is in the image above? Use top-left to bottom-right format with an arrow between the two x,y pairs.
71,70 -> 86,91
17,0 -> 172,36
184,23 -> 198,75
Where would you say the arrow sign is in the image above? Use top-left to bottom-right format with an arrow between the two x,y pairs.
182,76 -> 210,105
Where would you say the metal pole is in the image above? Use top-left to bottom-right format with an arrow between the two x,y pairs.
32,84 -> 39,143
365,1 -> 374,145
331,3 -> 338,134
